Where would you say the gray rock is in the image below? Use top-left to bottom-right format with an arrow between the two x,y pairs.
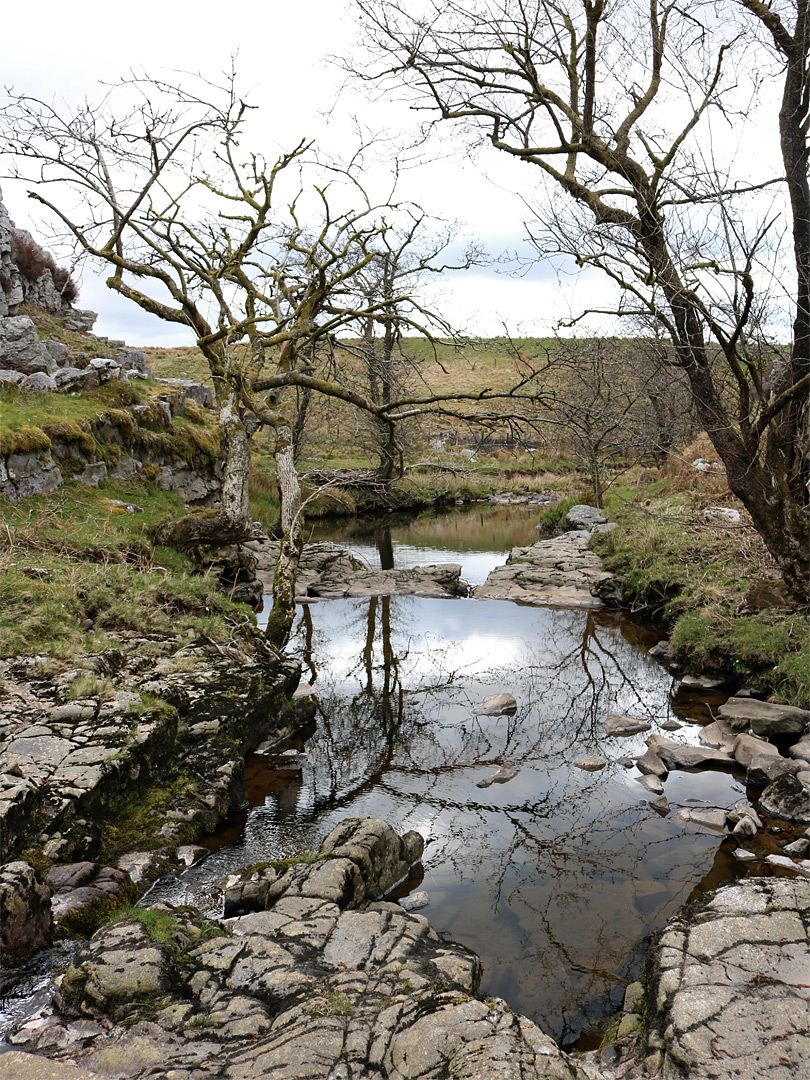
399,891 -> 429,912
726,801 -> 763,829
565,504 -> 607,531
783,838 -> 810,856
0,368 -> 23,384
637,774 -> 665,794
732,848 -> 758,862
0,316 -> 55,373
636,741 -> 668,777
19,371 -> 58,392
573,754 -> 607,771
648,640 -> 675,662
476,763 -> 518,787
647,878 -> 810,1079
732,815 -> 759,838
0,860 -> 52,959
649,734 -> 734,770
699,719 -> 738,751
54,366 -> 98,392
473,530 -> 610,608
760,773 -> 810,823
765,854 -> 810,878
674,807 -> 728,832
44,339 -> 69,365
788,734 -> 810,761
718,696 -> 810,737
474,693 -> 517,716
748,754 -> 804,789
605,713 -> 651,736
734,732 -> 781,769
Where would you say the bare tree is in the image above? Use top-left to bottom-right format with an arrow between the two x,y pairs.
352,0 -> 810,601
1,72 -> 550,644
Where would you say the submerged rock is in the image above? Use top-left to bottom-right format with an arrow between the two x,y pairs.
474,693 -> 517,716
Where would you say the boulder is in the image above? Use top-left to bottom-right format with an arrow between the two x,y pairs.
605,713 -> 651,736
0,860 -> 52,960
565,504 -> 607,531
733,732 -> 781,769
788,734 -> 810,761
760,772 -> 810,823
636,741 -> 668,777
19,371 -> 58,393
0,315 -> 55,373
747,754 -> 804,789
648,734 -> 735,770
718,697 -> 810,738
474,693 -> 517,716
317,817 -> 425,902
699,719 -> 738,752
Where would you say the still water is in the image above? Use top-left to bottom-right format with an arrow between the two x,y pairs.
153,504 -> 763,1049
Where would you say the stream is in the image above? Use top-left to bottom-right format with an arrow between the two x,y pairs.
142,504 -> 775,1050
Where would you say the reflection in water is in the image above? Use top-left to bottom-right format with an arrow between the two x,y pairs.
175,595 -> 753,1048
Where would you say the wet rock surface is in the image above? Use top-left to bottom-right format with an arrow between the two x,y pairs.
7,819 -> 586,1080
473,529 -> 612,608
248,539 -> 469,599
643,878 -> 810,1079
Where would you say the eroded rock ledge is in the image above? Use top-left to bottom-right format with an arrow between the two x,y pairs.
7,818 -> 585,1080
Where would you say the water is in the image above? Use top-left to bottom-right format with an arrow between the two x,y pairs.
3,504 -> 780,1049
151,505 -> 769,1048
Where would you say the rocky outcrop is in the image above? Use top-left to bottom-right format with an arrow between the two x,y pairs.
642,878 -> 810,1079
0,654 -> 301,870
473,528 -> 611,607
8,819 -> 585,1080
0,860 -> 52,961
247,539 -> 469,599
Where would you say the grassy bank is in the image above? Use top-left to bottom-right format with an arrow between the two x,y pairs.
587,449 -> 809,708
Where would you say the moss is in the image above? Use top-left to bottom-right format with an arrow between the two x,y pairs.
0,425 -> 51,456
58,878 -> 139,939
42,419 -> 97,456
181,399 -> 209,425
268,849 -> 320,872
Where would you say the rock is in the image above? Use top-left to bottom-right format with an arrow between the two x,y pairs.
718,697 -> 810,737
573,754 -> 607,771
648,640 -> 675,662
473,530 -> 610,608
637,774 -> 664,794
45,862 -> 98,891
316,817 -> 425,901
660,719 -> 682,731
788,734 -> 810,761
646,878 -> 810,1078
733,732 -> 781,769
476,763 -> 518,787
565,504 -> 607,531
116,852 -> 165,886
726,802 -> 763,829
0,316 -> 55,373
0,1051 -> 101,1079
760,773 -> 810,823
0,368 -> 23,384
732,815 -> 759,838
701,506 -> 741,524
746,581 -> 789,611
699,719 -> 738,751
675,807 -> 728,832
648,734 -> 734,770
732,848 -> 758,862
19,371 -> 58,392
175,845 -> 208,868
747,754 -> 804,789
636,741 -> 668,777
680,673 -> 731,690
53,366 -> 98,392
0,860 -> 52,960
605,713 -> 651,736
765,854 -> 810,878
651,795 -> 669,813
474,693 -> 517,716
783,838 -> 810,856
399,890 -> 429,912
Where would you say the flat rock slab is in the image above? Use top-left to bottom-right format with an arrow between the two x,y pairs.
472,531 -> 610,609
718,697 -> 810,737
605,713 -> 652,737
0,1051 -> 100,1080
648,735 -> 735,771
647,878 -> 810,1079
249,539 -> 468,599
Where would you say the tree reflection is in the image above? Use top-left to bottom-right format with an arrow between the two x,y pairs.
275,596 -> 746,1046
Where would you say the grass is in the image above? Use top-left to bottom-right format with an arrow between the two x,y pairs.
593,466 -> 810,708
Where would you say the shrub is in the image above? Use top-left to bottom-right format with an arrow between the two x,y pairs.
10,230 -> 79,305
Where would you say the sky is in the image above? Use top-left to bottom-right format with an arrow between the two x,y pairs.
0,0 -> 614,346
0,0 -> 788,347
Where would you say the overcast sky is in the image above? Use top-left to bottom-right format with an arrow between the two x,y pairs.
1,0 -> 620,345
2,0 -> 787,347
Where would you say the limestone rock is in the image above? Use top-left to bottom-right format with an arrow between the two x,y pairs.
760,772 -> 810,823
0,315 -> 55,373
565,504 -> 607,531
718,697 -> 810,737
605,713 -> 651,736
0,860 -> 52,960
645,877 -> 810,1079
648,734 -> 734,771
734,732 -> 781,769
474,693 -> 517,716
19,371 -> 58,393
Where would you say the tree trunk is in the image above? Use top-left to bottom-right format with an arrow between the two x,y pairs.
214,379 -> 252,527
264,422 -> 304,648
